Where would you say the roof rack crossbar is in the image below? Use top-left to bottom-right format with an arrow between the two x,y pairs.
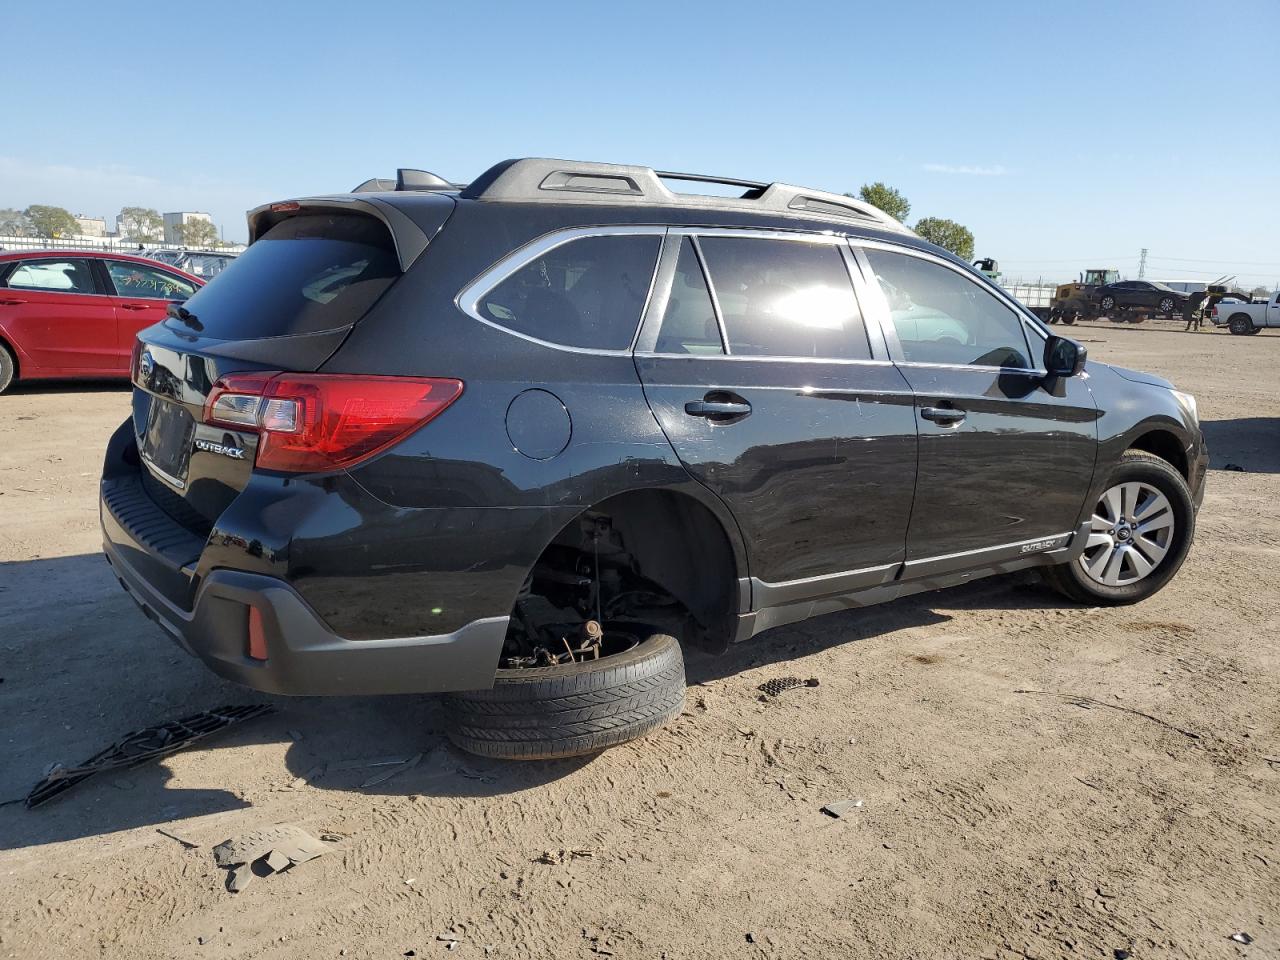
458,158 -> 912,234
654,170 -> 769,191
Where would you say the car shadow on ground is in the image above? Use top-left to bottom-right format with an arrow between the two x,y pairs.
1201,417 -> 1280,474
0,553 -> 1074,850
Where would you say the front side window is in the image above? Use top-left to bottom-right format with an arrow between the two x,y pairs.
863,249 -> 1032,369
654,238 -> 723,355
4,258 -> 95,294
479,234 -> 661,350
697,237 -> 870,359
107,261 -> 199,300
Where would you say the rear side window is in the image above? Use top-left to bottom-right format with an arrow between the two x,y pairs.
168,213 -> 399,340
654,238 -> 723,355
106,261 -> 199,300
4,259 -> 96,294
479,234 -> 661,350
697,237 -> 870,360
863,248 -> 1031,368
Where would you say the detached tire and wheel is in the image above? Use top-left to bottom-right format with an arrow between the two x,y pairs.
1227,314 -> 1255,335
1042,450 -> 1194,605
443,631 -> 686,760
0,344 -> 15,394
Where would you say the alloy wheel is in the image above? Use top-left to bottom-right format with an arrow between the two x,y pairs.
1078,481 -> 1175,586
1159,297 -> 1175,313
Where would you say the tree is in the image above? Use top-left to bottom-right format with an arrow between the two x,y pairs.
852,182 -> 910,223
914,217 -> 975,261
0,208 -> 31,236
24,205 -> 80,239
118,206 -> 163,243
177,218 -> 218,249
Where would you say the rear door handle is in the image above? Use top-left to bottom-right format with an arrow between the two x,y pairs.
0,298 -> 26,306
120,303 -> 150,311
921,406 -> 966,425
685,399 -> 751,419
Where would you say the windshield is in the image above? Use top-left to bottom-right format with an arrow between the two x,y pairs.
166,213 -> 399,340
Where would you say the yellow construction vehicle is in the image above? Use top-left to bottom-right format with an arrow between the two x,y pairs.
1048,268 -> 1119,324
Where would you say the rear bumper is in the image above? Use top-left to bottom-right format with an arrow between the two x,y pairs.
103,532 -> 508,696
99,421 -> 510,696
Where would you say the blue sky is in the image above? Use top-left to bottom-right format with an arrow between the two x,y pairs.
5,0 -> 1278,285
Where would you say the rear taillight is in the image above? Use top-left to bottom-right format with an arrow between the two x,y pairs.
204,373 -> 463,473
1211,306 -> 1218,318
130,339 -> 144,384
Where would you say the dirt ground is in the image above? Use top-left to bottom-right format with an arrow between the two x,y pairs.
1,321 -> 1278,960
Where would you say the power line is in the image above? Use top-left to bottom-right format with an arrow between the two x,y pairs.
1148,254 -> 1280,267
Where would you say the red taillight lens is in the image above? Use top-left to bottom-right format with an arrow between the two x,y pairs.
130,339 -> 144,384
1211,306 -> 1218,318
203,373 -> 463,474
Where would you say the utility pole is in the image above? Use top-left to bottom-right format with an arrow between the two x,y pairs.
1138,248 -> 1148,279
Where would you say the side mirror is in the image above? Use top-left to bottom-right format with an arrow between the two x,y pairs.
1044,335 -> 1087,377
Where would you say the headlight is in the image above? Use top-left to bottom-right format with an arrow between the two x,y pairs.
1171,389 -> 1198,423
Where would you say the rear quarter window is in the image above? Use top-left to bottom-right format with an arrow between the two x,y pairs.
168,213 -> 399,340
476,234 -> 661,350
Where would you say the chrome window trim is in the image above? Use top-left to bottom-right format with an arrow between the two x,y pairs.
454,224 -> 668,357
635,352 -> 895,367
667,226 -> 849,244
851,238 -> 1050,374
689,235 -> 730,355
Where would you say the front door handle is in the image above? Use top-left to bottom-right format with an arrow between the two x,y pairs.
921,405 -> 966,425
685,398 -> 751,420
0,298 -> 26,306
120,303 -> 150,311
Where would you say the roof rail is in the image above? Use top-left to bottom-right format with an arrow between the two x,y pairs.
457,158 -> 911,233
352,168 -> 458,193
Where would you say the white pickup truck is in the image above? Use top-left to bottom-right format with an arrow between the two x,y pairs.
1212,291 -> 1280,335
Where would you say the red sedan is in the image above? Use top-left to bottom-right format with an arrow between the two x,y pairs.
0,250 -> 204,393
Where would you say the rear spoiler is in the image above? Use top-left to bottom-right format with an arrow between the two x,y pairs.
245,194 -> 454,272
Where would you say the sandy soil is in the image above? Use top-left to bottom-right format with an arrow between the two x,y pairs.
1,322 -> 1278,960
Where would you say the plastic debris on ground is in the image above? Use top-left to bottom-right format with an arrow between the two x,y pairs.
213,823 -> 331,893
24,704 -> 274,808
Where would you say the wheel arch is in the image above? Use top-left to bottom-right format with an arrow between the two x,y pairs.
0,332 -> 19,377
1128,426 -> 1189,479
521,483 -> 748,654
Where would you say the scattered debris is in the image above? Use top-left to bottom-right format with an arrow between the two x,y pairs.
1012,689 -> 1200,741
757,677 -> 820,698
535,848 -> 595,865
332,755 -> 416,772
1230,932 -> 1254,945
213,822 -> 330,892
820,798 -> 864,818
1223,463 -> 1246,472
360,753 -> 422,788
156,827 -> 201,849
1114,950 -> 1131,959
24,704 -> 274,808
745,933 -> 756,944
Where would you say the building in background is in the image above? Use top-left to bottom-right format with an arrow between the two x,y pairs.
163,211 -> 214,244
74,215 -> 107,237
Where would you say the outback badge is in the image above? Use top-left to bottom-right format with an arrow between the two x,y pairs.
194,438 -> 247,460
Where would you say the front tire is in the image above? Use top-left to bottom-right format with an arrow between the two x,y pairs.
0,343 -> 15,394
443,632 -> 685,760
1158,296 -> 1176,314
1042,450 -> 1194,605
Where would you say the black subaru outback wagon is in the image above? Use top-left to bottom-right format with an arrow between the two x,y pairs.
102,159 -> 1207,759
